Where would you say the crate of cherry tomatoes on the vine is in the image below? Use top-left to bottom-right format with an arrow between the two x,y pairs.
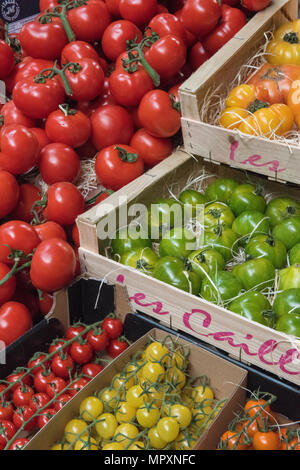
179,0 -> 300,184
0,277 -> 132,450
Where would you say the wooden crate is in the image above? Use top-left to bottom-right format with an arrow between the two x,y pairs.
179,0 -> 300,185
77,149 -> 300,386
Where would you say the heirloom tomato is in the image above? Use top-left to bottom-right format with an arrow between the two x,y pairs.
273,288 -> 300,316
179,189 -> 205,218
266,197 -> 300,227
245,234 -> 287,268
205,178 -> 239,204
187,248 -> 225,279
204,202 -> 235,228
232,258 -> 275,291
229,291 -> 273,326
200,270 -> 243,303
276,313 -> 300,337
232,211 -> 270,239
111,226 -> 151,257
266,19 -> 300,66
159,227 -> 196,259
204,226 -> 238,261
289,243 -> 300,264
143,198 -> 183,239
279,265 -> 300,290
153,256 -> 201,294
272,217 -> 300,249
229,183 -> 266,216
120,247 -> 159,274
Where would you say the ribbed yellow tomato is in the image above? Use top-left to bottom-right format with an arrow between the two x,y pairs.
266,20 -> 300,65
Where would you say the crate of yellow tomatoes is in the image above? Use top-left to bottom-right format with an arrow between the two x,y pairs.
24,328 -> 247,450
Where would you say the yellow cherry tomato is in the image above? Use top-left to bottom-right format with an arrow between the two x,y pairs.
95,413 -> 118,440
128,441 -> 145,450
64,419 -> 88,444
171,350 -> 187,370
126,384 -> 148,408
170,404 -> 192,429
174,432 -> 198,450
136,404 -> 159,428
167,367 -> 186,390
144,341 -> 169,365
191,385 -> 214,403
99,387 -> 119,409
74,434 -> 98,450
115,401 -> 136,424
192,405 -> 213,427
102,442 -> 124,450
157,417 -> 179,443
148,426 -> 168,449
112,372 -> 135,391
79,396 -> 103,422
114,423 -> 139,447
51,442 -> 70,450
266,20 -> 300,65
142,361 -> 165,383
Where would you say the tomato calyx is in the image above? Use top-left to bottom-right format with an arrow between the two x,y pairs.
38,3 -> 76,42
58,103 -> 77,116
31,196 -> 48,225
247,98 -> 269,114
170,94 -> 181,112
114,146 -> 139,163
34,62 -> 74,96
283,32 -> 299,44
124,29 -> 161,87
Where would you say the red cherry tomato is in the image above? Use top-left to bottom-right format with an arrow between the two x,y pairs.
0,263 -> 16,305
181,0 -> 221,37
0,420 -> 17,449
13,405 -> 36,431
0,125 -> 39,175
0,402 -> 14,421
119,0 -> 157,26
34,369 -> 56,393
0,302 -> 32,346
12,385 -> 34,408
130,128 -> 172,167
0,220 -> 40,266
38,292 -> 54,316
65,325 -> 86,341
37,407 -> 56,429
44,182 -> 85,226
45,106 -> 91,148
53,392 -> 72,411
30,238 -> 77,292
107,338 -> 129,358
87,328 -> 109,352
39,143 -> 80,185
70,340 -> 94,364
67,0 -> 111,42
10,184 -> 41,223
46,377 -> 67,398
29,392 -> 51,412
91,104 -> 134,150
28,353 -> 51,375
102,20 -> 143,61
34,221 -> 67,243
51,353 -> 74,378
102,317 -> 123,339
95,144 -> 144,190
0,384 -> 10,402
0,171 -> 20,219
0,40 -> 14,79
82,362 -> 104,379
7,370 -> 32,392
68,377 -> 89,396
9,437 -> 29,450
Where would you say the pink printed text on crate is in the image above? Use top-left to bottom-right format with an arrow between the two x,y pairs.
116,275 -> 300,378
229,139 -> 286,173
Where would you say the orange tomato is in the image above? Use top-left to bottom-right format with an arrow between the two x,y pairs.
220,430 -> 249,450
252,430 -> 281,450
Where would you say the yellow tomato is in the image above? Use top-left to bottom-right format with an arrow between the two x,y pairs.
136,404 -> 159,428
79,396 -> 103,422
64,419 -> 88,444
95,413 -> 118,440
170,404 -> 192,429
238,104 -> 293,137
191,385 -> 214,403
112,372 -> 135,391
192,405 -> 213,427
266,20 -> 300,65
167,367 -> 186,390
219,107 -> 250,130
142,361 -> 165,383
99,387 -> 119,409
174,432 -> 198,450
144,341 -> 169,365
51,442 -> 70,450
74,434 -> 98,450
102,442 -> 124,450
126,384 -> 148,408
115,401 -> 136,424
157,417 -> 179,443
148,426 -> 168,449
128,441 -> 145,450
225,84 -> 256,108
114,423 -> 139,447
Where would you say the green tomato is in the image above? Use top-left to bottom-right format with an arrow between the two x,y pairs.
153,256 -> 201,295
200,270 -> 243,304
278,265 -> 300,290
232,258 -> 275,291
232,211 -> 270,240
187,248 -> 225,280
244,234 -> 287,269
276,313 -> 300,337
120,247 -> 159,274
289,243 -> 300,265
272,217 -> 300,250
143,198 -> 183,240
273,289 -> 300,316
204,226 -> 238,262
203,202 -> 235,228
179,189 -> 205,219
111,227 -> 151,257
265,197 -> 300,227
205,178 -> 239,204
229,291 -> 273,327
229,183 -> 266,216
159,227 -> 196,259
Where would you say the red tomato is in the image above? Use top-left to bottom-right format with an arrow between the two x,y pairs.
68,377 -> 89,396
138,89 -> 181,137
0,100 -> 36,128
48,339 -> 70,355
0,402 -> 14,421
145,34 -> 186,79
0,171 -> 20,219
61,41 -> 100,65
45,107 -> 91,148
38,292 -> 54,316
95,77 -> 118,108
109,64 -> 154,107
119,0 -> 157,26
29,393 -> 51,412
107,338 -> 129,358
0,220 -> 40,266
12,385 -> 34,408
105,0 -> 121,16
95,144 -> 144,190
87,328 -> 109,352
7,370 -> 32,392
34,221 -> 67,243
39,0 -> 60,10
72,223 -> 80,247
148,13 -> 187,43
65,325 -> 86,341
102,317 -> 123,339
0,385 -> 10,402
82,362 -> 104,379
174,9 -> 197,48
91,105 -> 134,150
44,182 -> 85,226
39,143 -> 80,185
10,184 -> 41,223
203,5 -> 246,54
0,40 -> 14,79
0,302 -> 32,346
181,0 -> 221,37
0,125 -> 39,175
9,437 -> 29,450
0,420 -> 17,449
70,340 -> 94,364
34,369 -> 56,393
46,377 -> 67,398
0,262 -> 16,305
13,76 -> 65,120
53,392 -> 72,412
243,0 -> 271,11
37,407 -> 56,429
130,128 -> 172,167
67,0 -> 111,42
30,238 -> 77,292
51,353 -> 74,378
28,353 -> 51,375
30,128 -> 50,158
14,58 -> 55,84
19,19 -> 68,60
64,59 -> 104,102
102,20 -> 143,61
13,406 -> 36,431
189,41 -> 210,71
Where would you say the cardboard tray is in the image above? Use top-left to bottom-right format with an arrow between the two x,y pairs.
179,0 -> 300,185
24,327 -> 248,450
77,150 -> 300,386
